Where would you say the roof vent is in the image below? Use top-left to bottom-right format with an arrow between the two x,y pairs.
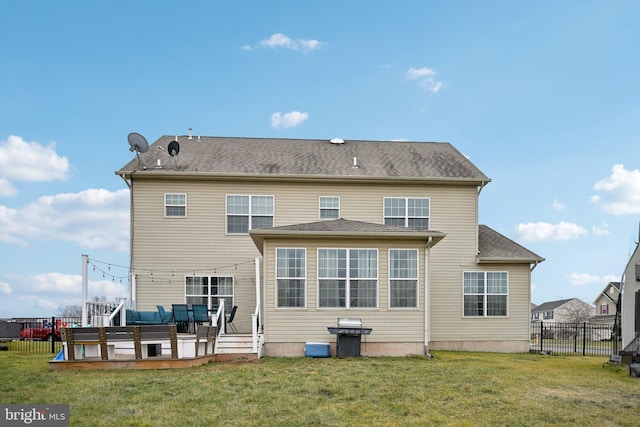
330,138 -> 345,144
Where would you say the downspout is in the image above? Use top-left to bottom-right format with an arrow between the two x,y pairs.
424,236 -> 433,357
530,260 -> 541,272
477,180 -> 488,196
475,181 -> 487,257
119,173 -> 134,308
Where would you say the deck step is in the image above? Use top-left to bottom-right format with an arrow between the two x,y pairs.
215,333 -> 255,354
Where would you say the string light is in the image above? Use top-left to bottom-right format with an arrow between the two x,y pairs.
86,257 -> 256,282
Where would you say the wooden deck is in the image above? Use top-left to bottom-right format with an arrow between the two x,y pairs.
49,325 -> 259,370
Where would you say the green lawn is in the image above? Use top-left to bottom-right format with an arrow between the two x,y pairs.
1,351 -> 638,426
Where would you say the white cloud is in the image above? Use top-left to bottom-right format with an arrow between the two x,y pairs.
271,111 -> 309,129
251,33 -> 324,53
406,67 -> 443,93
568,272 -> 620,287
407,67 -> 436,79
2,273 -> 127,316
516,221 -> 588,242
0,135 -> 70,187
591,164 -> 640,214
0,178 -> 17,197
0,188 -> 130,251
591,223 -> 609,236
552,198 -> 565,211
0,281 -> 12,295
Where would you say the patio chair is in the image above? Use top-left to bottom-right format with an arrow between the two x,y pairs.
226,305 -> 238,333
171,304 -> 191,333
192,304 -> 210,326
156,305 -> 173,324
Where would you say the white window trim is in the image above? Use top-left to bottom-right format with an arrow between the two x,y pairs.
164,193 -> 187,218
275,248 -> 307,310
461,271 -> 509,318
388,248 -> 420,310
225,194 -> 275,235
383,197 -> 430,229
184,275 -> 234,310
319,196 -> 341,220
316,248 -> 379,310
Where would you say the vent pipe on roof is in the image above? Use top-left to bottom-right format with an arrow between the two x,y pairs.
188,128 -> 193,139
352,157 -> 359,168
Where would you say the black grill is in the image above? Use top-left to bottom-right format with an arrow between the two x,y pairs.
327,318 -> 372,357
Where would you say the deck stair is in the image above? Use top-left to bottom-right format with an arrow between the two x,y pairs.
215,333 -> 255,355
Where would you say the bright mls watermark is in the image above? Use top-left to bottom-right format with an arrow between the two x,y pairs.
1,404 -> 69,426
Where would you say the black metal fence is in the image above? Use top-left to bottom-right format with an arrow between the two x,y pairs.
0,317 -> 81,354
530,321 -> 618,356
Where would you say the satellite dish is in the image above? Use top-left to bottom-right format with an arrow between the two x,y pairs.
168,140 -> 180,157
128,132 -> 149,153
127,132 -> 149,169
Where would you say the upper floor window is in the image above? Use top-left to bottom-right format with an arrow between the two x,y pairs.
165,193 -> 186,217
319,196 -> 340,220
600,303 -> 609,315
185,276 -> 233,310
226,195 -> 274,234
276,248 -> 306,308
543,310 -> 553,320
389,249 -> 418,308
532,312 -> 540,320
463,271 -> 508,317
318,248 -> 378,309
384,197 -> 429,230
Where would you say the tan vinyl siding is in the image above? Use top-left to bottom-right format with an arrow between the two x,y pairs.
430,264 -> 532,342
261,238 -> 426,344
130,176 -> 531,346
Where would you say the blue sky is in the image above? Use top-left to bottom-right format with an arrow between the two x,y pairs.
1,1 -> 639,317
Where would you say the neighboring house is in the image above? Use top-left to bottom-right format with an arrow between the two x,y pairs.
531,298 -> 595,323
620,235 -> 640,349
590,281 -> 620,326
116,135 -> 544,356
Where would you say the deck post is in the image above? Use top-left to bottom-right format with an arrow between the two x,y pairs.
82,254 -> 89,326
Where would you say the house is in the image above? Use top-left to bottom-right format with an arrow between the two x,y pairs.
531,298 -> 595,323
620,234 -> 640,349
115,135 -> 544,356
590,281 -> 620,326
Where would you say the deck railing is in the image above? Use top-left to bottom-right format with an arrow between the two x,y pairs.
84,298 -> 126,326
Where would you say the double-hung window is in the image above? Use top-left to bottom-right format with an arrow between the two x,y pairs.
319,196 -> 340,220
318,249 -> 378,308
226,195 -> 274,233
389,249 -> 418,308
384,197 -> 429,229
600,303 -> 609,315
276,248 -> 306,308
165,193 -> 186,217
463,271 -> 508,317
185,276 -> 234,309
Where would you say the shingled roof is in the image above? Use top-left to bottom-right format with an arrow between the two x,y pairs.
249,218 -> 447,253
477,225 -> 544,264
532,299 -> 574,312
116,136 -> 490,184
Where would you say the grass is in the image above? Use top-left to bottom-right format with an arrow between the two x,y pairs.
1,351 -> 639,426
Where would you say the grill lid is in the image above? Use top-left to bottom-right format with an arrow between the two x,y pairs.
337,318 -> 362,328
